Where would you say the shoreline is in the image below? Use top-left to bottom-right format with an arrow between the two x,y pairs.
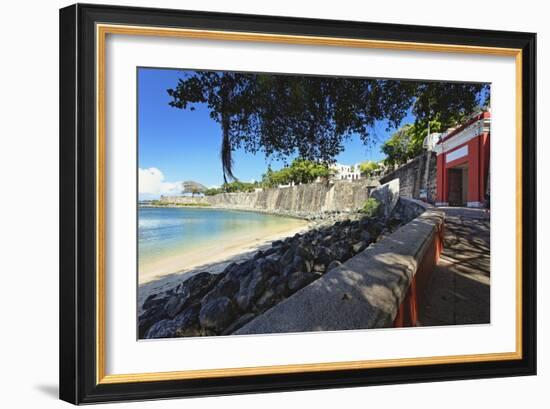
138,219 -> 313,307
139,203 -> 312,221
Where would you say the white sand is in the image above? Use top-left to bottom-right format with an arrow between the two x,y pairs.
138,220 -> 311,286
137,221 -> 313,312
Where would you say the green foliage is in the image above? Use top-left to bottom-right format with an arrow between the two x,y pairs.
204,187 -> 223,196
381,125 -> 415,167
261,159 -> 331,187
381,116 -> 447,167
221,181 -> 258,193
204,181 -> 258,195
168,71 -> 489,181
359,198 -> 381,217
381,100 -> 492,168
359,160 -> 381,177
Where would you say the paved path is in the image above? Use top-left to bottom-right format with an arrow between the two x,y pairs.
419,207 -> 490,326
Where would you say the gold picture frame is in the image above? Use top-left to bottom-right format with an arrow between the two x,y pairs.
60,3 -> 536,404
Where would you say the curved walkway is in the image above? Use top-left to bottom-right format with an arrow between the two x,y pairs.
419,207 -> 490,326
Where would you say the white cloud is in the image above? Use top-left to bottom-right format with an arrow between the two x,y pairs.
138,167 -> 181,198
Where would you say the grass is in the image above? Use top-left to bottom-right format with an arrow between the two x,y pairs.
359,198 -> 381,217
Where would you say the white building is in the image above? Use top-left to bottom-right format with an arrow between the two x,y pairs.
330,163 -> 362,181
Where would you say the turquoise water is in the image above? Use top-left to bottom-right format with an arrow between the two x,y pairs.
138,207 -> 303,275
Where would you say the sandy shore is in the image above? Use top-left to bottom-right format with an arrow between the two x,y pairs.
138,220 -> 312,307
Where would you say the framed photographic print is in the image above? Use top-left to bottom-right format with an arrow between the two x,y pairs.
59,3 -> 536,404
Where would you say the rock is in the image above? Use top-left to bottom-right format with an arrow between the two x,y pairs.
338,219 -> 351,227
173,304 -> 202,337
143,299 -> 203,339
296,244 -> 314,261
329,242 -> 351,261
312,263 -> 326,273
360,231 -> 372,243
255,288 -> 278,311
359,217 -> 373,227
199,297 -> 238,333
321,234 -> 334,245
224,260 -> 255,279
221,313 -> 257,335
352,241 -> 367,254
201,266 -> 246,305
145,319 -> 178,339
222,262 -> 238,274
288,271 -> 321,292
273,276 -> 290,298
262,247 -> 278,257
338,226 -> 351,239
271,240 -> 284,248
253,250 -> 264,260
235,264 -> 276,311
350,227 -> 362,240
326,260 -> 343,272
315,246 -> 334,265
291,255 -> 306,273
279,247 -> 295,266
138,305 -> 166,338
142,294 -> 166,311
164,295 -> 187,319
257,258 -> 280,276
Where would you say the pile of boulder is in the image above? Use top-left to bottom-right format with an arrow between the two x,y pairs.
139,215 -> 393,339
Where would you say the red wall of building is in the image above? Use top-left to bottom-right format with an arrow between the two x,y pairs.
435,131 -> 490,206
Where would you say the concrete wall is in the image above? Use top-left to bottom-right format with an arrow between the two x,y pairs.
235,200 -> 445,335
161,179 -> 380,217
380,152 -> 437,203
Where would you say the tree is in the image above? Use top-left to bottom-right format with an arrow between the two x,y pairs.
381,125 -> 414,167
204,187 -> 223,196
221,180 -> 257,193
261,159 -> 331,187
381,106 -> 485,167
181,181 -> 206,196
168,72 -> 488,181
359,160 -> 381,177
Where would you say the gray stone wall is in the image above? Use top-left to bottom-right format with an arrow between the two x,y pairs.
161,179 -> 380,217
380,152 -> 437,203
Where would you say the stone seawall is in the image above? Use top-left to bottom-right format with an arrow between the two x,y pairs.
161,179 -> 379,218
236,200 -> 444,335
380,152 -> 436,203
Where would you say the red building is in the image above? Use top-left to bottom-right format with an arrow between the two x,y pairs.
432,112 -> 491,207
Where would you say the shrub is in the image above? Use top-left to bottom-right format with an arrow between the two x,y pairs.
360,198 -> 381,217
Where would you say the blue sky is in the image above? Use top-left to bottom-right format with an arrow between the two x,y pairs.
138,67 -> 414,198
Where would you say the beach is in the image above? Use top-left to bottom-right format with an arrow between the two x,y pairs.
138,207 -> 312,306
139,220 -> 309,283
138,220 -> 311,311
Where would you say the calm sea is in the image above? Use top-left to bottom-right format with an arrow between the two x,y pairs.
138,207 -> 302,274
